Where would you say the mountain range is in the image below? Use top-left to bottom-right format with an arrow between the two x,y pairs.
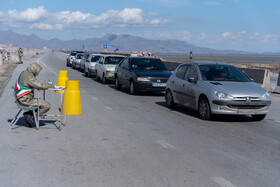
0,30 -> 252,54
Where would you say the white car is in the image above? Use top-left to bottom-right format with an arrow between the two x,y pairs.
95,54 -> 125,84
66,50 -> 83,66
84,53 -> 102,77
72,53 -> 85,70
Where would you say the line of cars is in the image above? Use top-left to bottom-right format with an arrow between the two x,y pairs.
66,50 -> 271,121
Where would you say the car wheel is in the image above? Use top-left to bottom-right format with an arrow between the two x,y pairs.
130,80 -> 136,95
251,114 -> 266,121
115,76 -> 121,90
96,71 -> 100,81
85,70 -> 88,77
165,89 -> 177,108
198,96 -> 212,120
102,74 -> 107,84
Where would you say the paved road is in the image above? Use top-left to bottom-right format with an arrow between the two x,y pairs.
1,51 -> 280,187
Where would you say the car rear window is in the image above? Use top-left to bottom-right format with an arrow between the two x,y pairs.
130,58 -> 168,70
91,55 -> 101,62
104,57 -> 124,64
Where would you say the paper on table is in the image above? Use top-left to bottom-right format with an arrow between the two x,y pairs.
54,85 -> 65,90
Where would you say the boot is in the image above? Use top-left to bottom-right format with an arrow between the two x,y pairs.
23,111 -> 35,128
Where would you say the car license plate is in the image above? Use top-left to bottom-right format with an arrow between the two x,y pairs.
236,110 -> 255,115
152,83 -> 166,87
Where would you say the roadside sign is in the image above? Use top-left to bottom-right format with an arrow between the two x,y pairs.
103,41 -> 107,49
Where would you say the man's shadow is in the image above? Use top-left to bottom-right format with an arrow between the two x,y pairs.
7,117 -> 31,129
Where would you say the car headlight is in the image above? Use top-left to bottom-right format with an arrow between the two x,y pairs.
214,91 -> 235,100
261,91 -> 270,100
137,77 -> 149,82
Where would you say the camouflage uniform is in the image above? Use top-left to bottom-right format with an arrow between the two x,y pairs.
15,63 -> 54,116
18,47 -> 23,64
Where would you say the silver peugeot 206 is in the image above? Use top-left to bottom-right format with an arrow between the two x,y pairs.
165,61 -> 271,121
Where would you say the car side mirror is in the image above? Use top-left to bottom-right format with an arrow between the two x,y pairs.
188,77 -> 197,83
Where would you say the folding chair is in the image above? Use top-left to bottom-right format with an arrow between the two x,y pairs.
10,86 -> 39,129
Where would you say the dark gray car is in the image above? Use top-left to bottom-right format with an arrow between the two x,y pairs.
165,61 -> 271,120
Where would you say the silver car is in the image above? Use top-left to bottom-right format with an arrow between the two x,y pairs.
95,55 -> 125,84
72,53 -> 85,70
84,53 -> 102,77
165,61 -> 271,121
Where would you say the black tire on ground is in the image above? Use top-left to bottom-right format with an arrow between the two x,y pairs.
115,77 -> 121,90
251,114 -> 266,121
198,96 -> 212,120
165,89 -> 177,108
85,71 -> 88,77
102,74 -> 107,84
130,80 -> 136,95
96,71 -> 100,81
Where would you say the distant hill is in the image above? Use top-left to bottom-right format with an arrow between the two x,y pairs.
0,30 -> 254,54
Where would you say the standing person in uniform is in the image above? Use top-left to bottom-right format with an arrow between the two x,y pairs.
18,47 -> 23,64
14,63 -> 54,127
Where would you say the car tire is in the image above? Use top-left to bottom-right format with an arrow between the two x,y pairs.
85,71 -> 88,77
130,80 -> 136,95
165,89 -> 177,108
198,96 -> 212,120
102,74 -> 107,84
251,114 -> 266,121
115,77 -> 121,90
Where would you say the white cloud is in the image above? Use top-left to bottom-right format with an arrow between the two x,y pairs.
8,6 -> 47,22
222,32 -> 232,38
200,32 -> 207,40
29,23 -> 53,30
260,34 -> 278,43
56,11 -> 91,24
1,6 -> 167,30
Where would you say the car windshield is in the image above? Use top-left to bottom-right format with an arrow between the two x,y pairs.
104,57 -> 124,65
130,58 -> 168,70
199,64 -> 251,82
91,55 -> 101,62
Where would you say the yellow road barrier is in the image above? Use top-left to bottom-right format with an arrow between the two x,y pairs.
56,70 -> 68,93
62,80 -> 82,115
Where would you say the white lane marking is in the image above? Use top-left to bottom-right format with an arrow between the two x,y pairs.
38,60 -> 58,76
210,177 -> 237,187
104,106 -> 113,110
156,140 -> 175,150
91,96 -> 98,101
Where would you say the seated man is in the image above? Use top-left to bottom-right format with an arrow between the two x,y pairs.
14,63 -> 54,127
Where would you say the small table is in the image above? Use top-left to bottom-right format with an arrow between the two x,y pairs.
35,87 -> 66,130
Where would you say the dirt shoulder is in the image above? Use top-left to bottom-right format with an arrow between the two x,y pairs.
0,64 -> 18,96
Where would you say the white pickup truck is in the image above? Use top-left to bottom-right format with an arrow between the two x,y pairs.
95,54 -> 125,84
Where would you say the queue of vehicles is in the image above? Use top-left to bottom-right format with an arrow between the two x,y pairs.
66,50 -> 271,121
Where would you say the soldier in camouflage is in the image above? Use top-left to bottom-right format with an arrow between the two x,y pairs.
14,63 -> 54,127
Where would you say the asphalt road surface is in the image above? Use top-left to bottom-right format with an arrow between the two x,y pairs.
1,51 -> 280,187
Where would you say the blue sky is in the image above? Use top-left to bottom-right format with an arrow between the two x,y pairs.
0,0 -> 279,52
